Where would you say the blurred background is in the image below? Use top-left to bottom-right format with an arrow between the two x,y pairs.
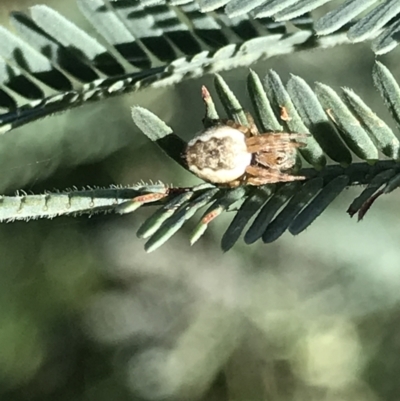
0,1 -> 400,400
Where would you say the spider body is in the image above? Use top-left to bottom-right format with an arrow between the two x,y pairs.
184,115 -> 308,187
186,126 -> 252,183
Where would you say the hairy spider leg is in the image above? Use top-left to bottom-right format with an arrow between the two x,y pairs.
246,132 -> 308,144
254,151 -> 294,169
244,112 -> 260,136
221,119 -> 250,136
245,165 -> 306,185
222,113 -> 260,138
246,135 -> 306,154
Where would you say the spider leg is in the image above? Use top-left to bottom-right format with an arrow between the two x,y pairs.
255,150 -> 298,170
256,152 -> 284,168
246,132 -> 308,145
223,112 -> 260,138
244,112 -> 260,136
246,135 -> 306,153
223,119 -> 251,136
225,178 -> 243,188
210,112 -> 262,138
245,165 -> 305,185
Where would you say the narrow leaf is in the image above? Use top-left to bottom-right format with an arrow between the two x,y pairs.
347,0 -> 400,43
347,169 -> 397,217
287,75 -> 352,166
225,0 -> 266,18
244,182 -> 301,244
315,0 -> 377,36
131,106 -> 187,168
190,186 -> 247,245
289,175 -> 349,235
262,177 -> 323,243
221,186 -> 273,251
373,61 -> 400,132
315,83 -> 379,161
214,74 -> 248,125
145,188 -> 219,252
274,0 -> 332,22
247,70 -> 283,132
372,18 -> 400,55
342,87 -> 400,159
137,191 -> 196,239
384,172 -> 400,194
251,0 -> 298,18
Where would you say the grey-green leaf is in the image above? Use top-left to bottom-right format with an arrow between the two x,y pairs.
289,175 -> 349,235
131,106 -> 187,168
247,70 -> 283,132
214,74 -> 248,125
262,177 -> 323,243
342,87 -> 400,160
287,75 -> 352,166
245,182 -> 301,244
373,61 -> 400,132
145,188 -> 219,252
221,186 -> 273,251
315,83 -> 379,161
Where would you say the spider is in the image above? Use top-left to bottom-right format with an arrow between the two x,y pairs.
118,90 -> 309,213
184,113 -> 308,188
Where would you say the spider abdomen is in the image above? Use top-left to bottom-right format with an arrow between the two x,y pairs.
185,126 -> 251,184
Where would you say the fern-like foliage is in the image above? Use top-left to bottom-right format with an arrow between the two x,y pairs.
0,0 -> 338,134
2,0 -> 393,135
139,0 -> 400,54
4,61 -> 400,251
